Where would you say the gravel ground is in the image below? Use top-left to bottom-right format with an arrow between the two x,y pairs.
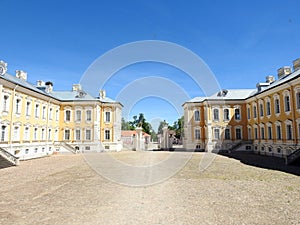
0,151 -> 299,225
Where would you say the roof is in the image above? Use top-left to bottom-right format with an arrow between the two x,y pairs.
1,72 -> 120,104
121,130 -> 151,137
186,68 -> 300,104
187,89 -> 256,103
1,72 -> 50,96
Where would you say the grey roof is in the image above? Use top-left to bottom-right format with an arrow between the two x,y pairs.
187,68 -> 300,103
188,89 -> 256,103
1,72 -> 49,95
1,72 -> 119,104
249,68 -> 300,97
49,91 -> 96,101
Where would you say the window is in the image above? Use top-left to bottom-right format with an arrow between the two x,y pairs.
3,95 -> 9,112
65,110 -> 71,122
284,95 -> 290,112
75,110 -> 81,122
224,109 -> 229,121
48,129 -> 52,140
253,105 -> 257,118
275,98 -> 280,114
286,124 -> 292,140
235,128 -> 242,140
297,92 -> 300,109
49,108 -> 53,120
13,127 -> 20,141
41,128 -> 45,140
194,110 -> 200,121
213,109 -> 219,121
261,127 -> 265,140
1,126 -> 6,141
266,101 -> 271,116
26,102 -> 31,116
195,129 -> 200,140
34,128 -> 38,140
15,99 -> 21,114
86,129 -> 91,140
55,109 -> 59,121
248,127 -> 252,140
105,111 -> 111,122
234,108 -> 241,120
214,128 -> 220,140
254,127 -> 258,139
25,149 -> 29,154
105,130 -> 110,140
75,129 -> 81,140
86,110 -> 92,122
24,127 -> 30,140
276,125 -> 281,140
247,107 -> 250,120
54,129 -> 58,141
268,126 -> 272,140
35,104 -> 39,118
42,106 -> 46,119
225,128 -> 230,140
64,129 -> 70,140
259,103 -> 264,117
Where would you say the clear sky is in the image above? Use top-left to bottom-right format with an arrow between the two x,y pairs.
1,0 -> 300,131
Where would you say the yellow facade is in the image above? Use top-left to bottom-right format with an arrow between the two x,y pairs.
0,61 -> 122,160
184,58 -> 300,158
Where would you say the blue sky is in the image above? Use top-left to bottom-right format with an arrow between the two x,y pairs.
1,0 -> 300,130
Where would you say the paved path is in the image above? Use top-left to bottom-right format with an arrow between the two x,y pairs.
0,152 -> 299,225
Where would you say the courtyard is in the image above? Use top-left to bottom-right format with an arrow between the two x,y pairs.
0,151 -> 299,225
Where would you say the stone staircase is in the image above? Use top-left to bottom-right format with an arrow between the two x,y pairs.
0,155 -> 14,169
0,147 -> 19,169
286,148 -> 300,165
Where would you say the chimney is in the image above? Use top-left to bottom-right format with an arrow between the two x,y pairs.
15,70 -> 27,81
256,82 -> 270,92
72,84 -> 82,91
45,81 -> 53,93
266,75 -> 275,83
36,80 -> 45,87
0,60 -> 8,76
99,90 -> 106,99
277,66 -> 291,79
293,58 -> 300,71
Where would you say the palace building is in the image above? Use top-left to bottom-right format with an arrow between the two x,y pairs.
0,60 -> 122,161
183,58 -> 300,162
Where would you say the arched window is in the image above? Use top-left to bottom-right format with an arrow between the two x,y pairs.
213,109 -> 219,121
234,108 -> 241,120
224,109 -> 229,121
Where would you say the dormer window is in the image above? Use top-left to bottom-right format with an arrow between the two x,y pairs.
217,89 -> 228,97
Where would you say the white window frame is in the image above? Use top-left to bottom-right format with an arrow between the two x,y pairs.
234,106 -> 241,121
194,110 -> 200,122
194,128 -> 200,140
75,129 -> 81,141
104,129 -> 110,140
223,108 -> 230,121
86,109 -> 92,122
1,125 -> 7,142
75,109 -> 82,122
65,109 -> 71,122
15,98 -> 21,114
235,126 -> 242,140
64,129 -> 70,141
2,95 -> 9,112
85,129 -> 92,141
212,108 -> 219,121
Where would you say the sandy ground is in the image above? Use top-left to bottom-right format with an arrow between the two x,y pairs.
0,151 -> 299,225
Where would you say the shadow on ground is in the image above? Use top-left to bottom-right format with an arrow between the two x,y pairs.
219,151 -> 300,176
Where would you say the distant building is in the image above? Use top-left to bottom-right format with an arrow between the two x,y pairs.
183,58 -> 300,160
0,60 -> 122,160
121,130 -> 150,147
